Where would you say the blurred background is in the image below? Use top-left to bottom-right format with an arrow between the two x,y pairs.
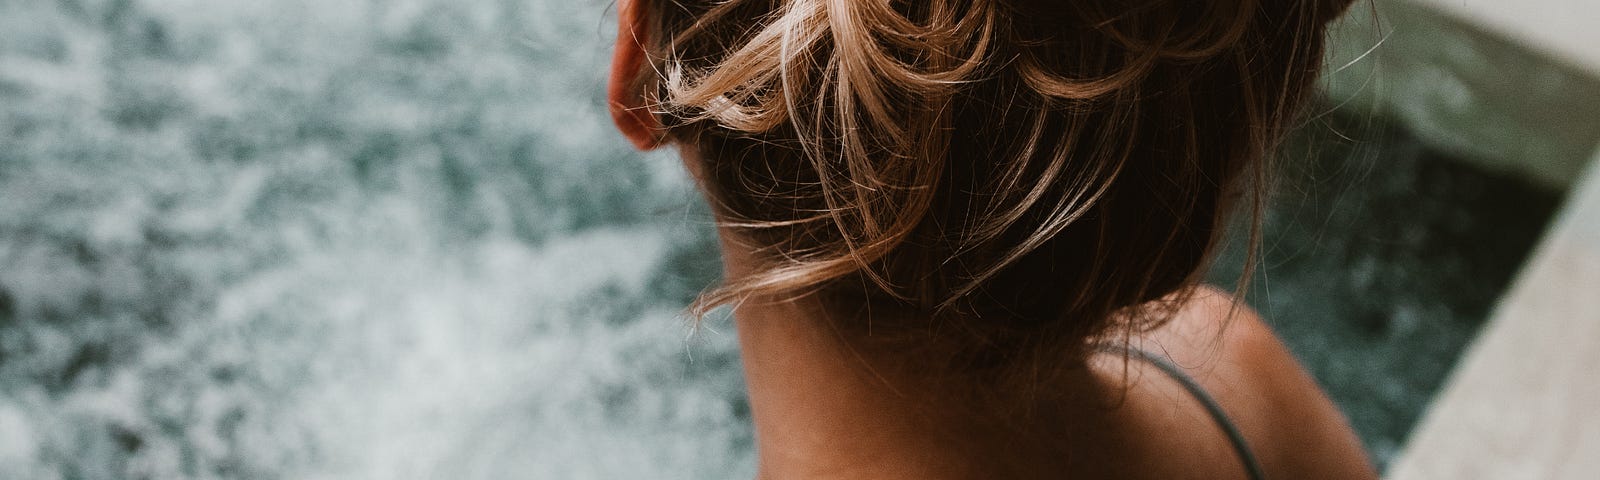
0,0 -> 1595,478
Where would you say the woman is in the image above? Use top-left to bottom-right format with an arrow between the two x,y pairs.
608,0 -> 1377,478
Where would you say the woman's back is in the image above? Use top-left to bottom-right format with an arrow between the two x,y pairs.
727,283 -> 1372,479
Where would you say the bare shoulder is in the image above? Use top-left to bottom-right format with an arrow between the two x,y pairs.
1132,285 -> 1378,480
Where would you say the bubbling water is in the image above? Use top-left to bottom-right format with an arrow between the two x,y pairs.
0,0 -> 751,478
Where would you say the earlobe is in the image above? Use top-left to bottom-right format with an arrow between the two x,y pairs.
608,0 -> 666,151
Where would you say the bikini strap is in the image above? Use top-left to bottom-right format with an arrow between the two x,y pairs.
1098,344 -> 1267,480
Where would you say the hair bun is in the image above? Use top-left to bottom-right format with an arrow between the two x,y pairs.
644,0 -> 1350,363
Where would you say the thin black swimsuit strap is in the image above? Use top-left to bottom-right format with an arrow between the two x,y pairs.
1098,344 -> 1267,480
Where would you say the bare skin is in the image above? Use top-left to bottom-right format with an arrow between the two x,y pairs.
608,2 -> 1376,476
718,217 -> 1376,480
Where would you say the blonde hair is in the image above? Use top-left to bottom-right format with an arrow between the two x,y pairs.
626,0 -> 1353,367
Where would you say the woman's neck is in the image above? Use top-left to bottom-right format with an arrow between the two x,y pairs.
717,231 -> 1110,479
733,296 -> 971,479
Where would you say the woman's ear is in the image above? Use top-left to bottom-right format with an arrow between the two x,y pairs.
609,0 -> 665,150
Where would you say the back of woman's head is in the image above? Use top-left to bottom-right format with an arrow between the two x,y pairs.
622,0 -> 1355,367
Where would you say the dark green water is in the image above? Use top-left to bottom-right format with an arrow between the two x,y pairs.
1207,112 -> 1562,467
